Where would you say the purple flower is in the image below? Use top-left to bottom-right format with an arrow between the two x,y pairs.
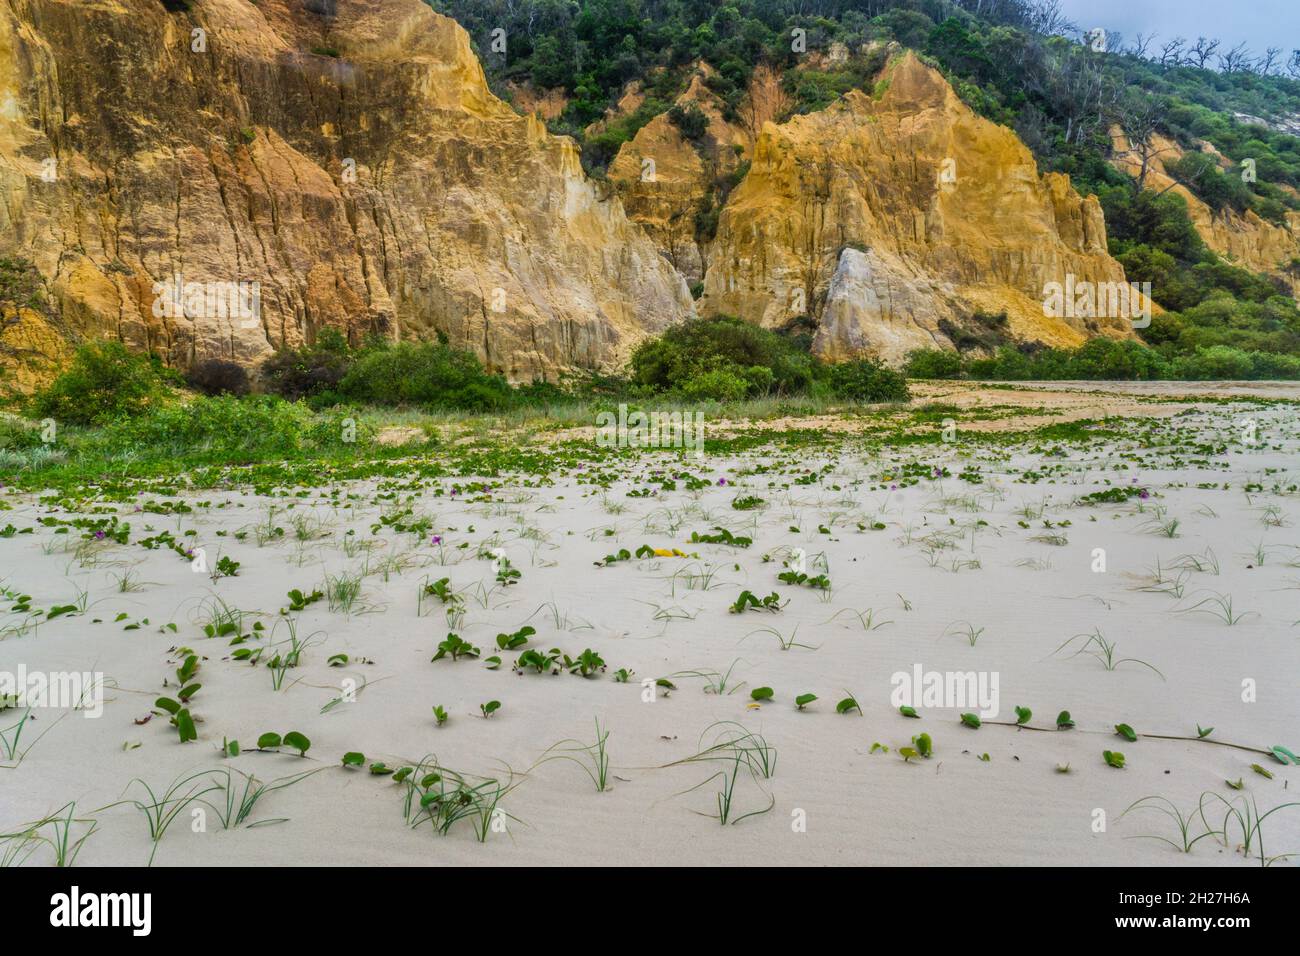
93,530 -> 106,540
890,484 -> 897,490
431,535 -> 442,545
1138,490 -> 1150,500
717,478 -> 727,486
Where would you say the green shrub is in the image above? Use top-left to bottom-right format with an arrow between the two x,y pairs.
826,358 -> 910,402
99,395 -> 307,460
95,395 -> 368,463
0,415 -> 46,452
338,341 -> 516,411
30,340 -> 168,426
259,328 -> 352,401
679,368 -> 750,402
185,358 -> 251,396
904,348 -> 962,379
1165,153 -> 1252,215
630,316 -> 816,397
667,103 -> 709,143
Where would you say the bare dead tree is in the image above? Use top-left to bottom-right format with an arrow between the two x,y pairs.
1158,36 -> 1186,67
1052,47 -> 1113,144
1187,37 -> 1220,69
1219,42 -> 1252,74
1288,50 -> 1300,79
1111,92 -> 1175,196
1026,0 -> 1075,37
1129,33 -> 1155,59
1257,47 -> 1282,75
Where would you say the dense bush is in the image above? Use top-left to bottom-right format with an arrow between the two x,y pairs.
337,341 -> 517,411
825,358 -> 910,402
1165,152 -> 1253,215
30,340 -> 168,426
903,348 -> 962,379
630,316 -> 817,398
678,367 -> 752,402
259,328 -> 352,402
908,338 -> 1300,381
667,103 -> 709,143
185,358 -> 251,396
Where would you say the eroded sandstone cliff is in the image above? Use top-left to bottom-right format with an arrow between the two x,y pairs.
1109,127 -> 1300,295
0,0 -> 693,385
701,52 -> 1143,364
607,63 -> 785,287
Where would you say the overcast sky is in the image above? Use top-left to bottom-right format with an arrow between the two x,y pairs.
1057,0 -> 1297,59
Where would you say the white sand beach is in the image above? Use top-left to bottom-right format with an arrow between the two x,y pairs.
2,382 -> 1297,866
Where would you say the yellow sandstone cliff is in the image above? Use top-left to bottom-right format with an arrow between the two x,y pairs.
607,63 -> 784,287
701,52 -> 1142,364
0,0 -> 692,386
1109,126 -> 1300,294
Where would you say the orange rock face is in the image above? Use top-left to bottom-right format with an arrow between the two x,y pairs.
607,63 -> 758,287
0,0 -> 692,386
701,52 -> 1142,364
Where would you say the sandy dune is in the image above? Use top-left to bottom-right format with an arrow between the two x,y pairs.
2,382 -> 1297,866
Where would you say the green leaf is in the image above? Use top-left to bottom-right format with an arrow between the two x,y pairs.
899,705 -> 919,718
913,732 -> 932,758
899,746 -> 919,762
1196,724 -> 1214,739
1114,723 -> 1137,742
750,686 -> 774,701
480,700 -> 500,717
836,696 -> 861,715
1225,777 -> 1244,790
282,731 -> 311,755
257,732 -> 282,749
154,696 -> 181,715
1102,750 -> 1125,769
1250,763 -> 1273,779
176,709 -> 197,743
794,693 -> 817,709
1270,745 -> 1298,765
1056,710 -> 1074,729
960,713 -> 981,729
1014,705 -> 1031,725
341,751 -> 365,767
